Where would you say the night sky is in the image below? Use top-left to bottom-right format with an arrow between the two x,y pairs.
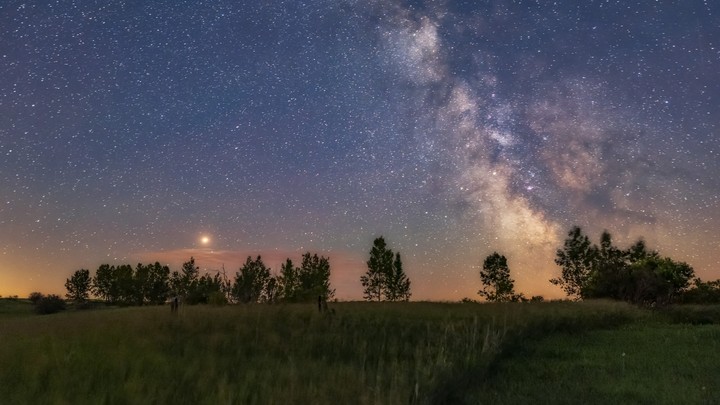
1,1 -> 718,300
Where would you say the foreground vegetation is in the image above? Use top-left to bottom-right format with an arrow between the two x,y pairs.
1,300 -> 718,404
474,323 -> 720,404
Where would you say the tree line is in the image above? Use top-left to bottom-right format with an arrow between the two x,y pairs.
55,227 -> 719,309
478,225 -> 719,306
60,236 -> 414,309
64,253 -> 335,307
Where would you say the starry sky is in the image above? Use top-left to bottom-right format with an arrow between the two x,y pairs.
1,0 -> 718,300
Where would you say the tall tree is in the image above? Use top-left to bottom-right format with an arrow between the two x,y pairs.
181,257 -> 200,296
114,264 -> 135,305
133,263 -> 151,305
145,262 -> 171,305
91,264 -> 134,305
93,264 -> 116,303
264,276 -> 281,304
297,252 -> 335,302
550,226 -> 597,299
585,231 -> 625,299
232,256 -> 271,303
65,269 -> 92,304
278,258 -> 300,302
478,252 -> 518,302
170,257 -> 200,300
386,253 -> 411,301
361,237 -> 411,301
361,237 -> 394,301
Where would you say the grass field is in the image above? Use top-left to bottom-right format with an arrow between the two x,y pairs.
473,323 -> 720,404
0,299 -> 717,404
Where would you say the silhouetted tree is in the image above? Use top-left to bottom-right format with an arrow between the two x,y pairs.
278,258 -> 300,302
584,231 -> 625,299
90,264 -> 134,305
552,226 -> 693,305
386,253 -> 411,301
65,269 -> 91,304
361,237 -> 412,302
91,262 -> 170,306
144,262 -> 171,305
232,256 -> 271,303
550,226 -> 597,299
93,264 -> 117,304
133,263 -> 151,305
361,237 -> 394,301
264,276 -> 281,304
297,252 -> 335,302
478,252 -> 519,302
114,264 -> 135,305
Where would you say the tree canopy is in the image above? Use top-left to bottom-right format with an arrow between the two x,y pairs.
232,256 -> 272,304
65,269 -> 91,304
361,237 -> 411,301
478,252 -> 522,302
550,226 -> 694,305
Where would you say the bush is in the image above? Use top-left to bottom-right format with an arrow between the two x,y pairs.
34,294 -> 66,315
28,292 -> 44,304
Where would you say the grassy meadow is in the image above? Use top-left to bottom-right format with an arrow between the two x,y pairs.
0,299 -> 718,404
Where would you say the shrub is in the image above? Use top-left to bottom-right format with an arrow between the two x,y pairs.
28,292 -> 44,304
34,294 -> 66,315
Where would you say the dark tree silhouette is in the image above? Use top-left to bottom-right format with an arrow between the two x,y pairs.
279,258 -> 300,302
92,264 -> 116,303
386,253 -> 411,301
551,226 -> 693,305
170,257 -> 200,299
144,262 -> 171,305
114,264 -> 135,305
478,252 -> 520,302
91,264 -> 134,305
550,226 -> 597,299
65,268 -> 92,304
584,231 -> 626,300
361,237 -> 394,301
298,252 -> 335,302
361,237 -> 411,301
232,256 -> 271,303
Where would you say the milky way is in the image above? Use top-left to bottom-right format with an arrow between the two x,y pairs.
1,1 -> 718,299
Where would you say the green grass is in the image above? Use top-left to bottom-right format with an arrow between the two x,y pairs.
472,323 -> 720,404
0,300 -> 715,404
0,298 -> 34,317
